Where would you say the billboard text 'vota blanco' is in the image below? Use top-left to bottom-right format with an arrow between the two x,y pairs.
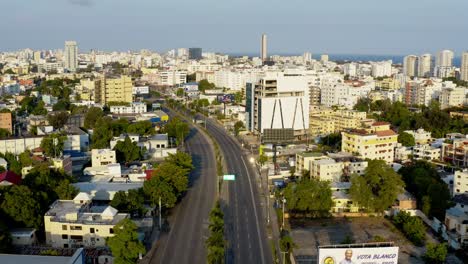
318,246 -> 399,264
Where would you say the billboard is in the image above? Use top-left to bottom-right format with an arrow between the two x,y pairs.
217,94 -> 235,103
318,246 -> 399,264
262,128 -> 294,144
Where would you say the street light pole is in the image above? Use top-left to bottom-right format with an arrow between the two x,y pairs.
282,198 -> 286,230
159,196 -> 162,230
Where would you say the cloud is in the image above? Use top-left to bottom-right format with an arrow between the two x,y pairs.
69,0 -> 94,7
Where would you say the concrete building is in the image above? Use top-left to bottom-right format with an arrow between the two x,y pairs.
10,228 -> 37,246
96,75 -> 133,105
341,122 -> 398,163
404,128 -> 432,144
44,192 -> 129,248
91,149 -> 116,167
0,112 -> 12,134
343,63 -> 357,77
295,152 -> 327,177
261,34 -> 267,63
444,194 -> 468,247
439,87 -> 466,109
454,169 -> 468,196
159,71 -> 187,86
246,71 -> 309,136
418,54 -> 432,77
412,145 -> 441,161
64,41 -> 78,72
188,48 -> 202,60
403,55 -> 418,77
437,50 -> 454,67
310,159 -> 344,182
371,61 -> 392,77
110,102 -> 147,114
403,79 -> 442,106
321,54 -> 329,63
309,108 -> 368,137
441,138 -> 468,168
76,78 -> 100,102
461,52 -> 468,82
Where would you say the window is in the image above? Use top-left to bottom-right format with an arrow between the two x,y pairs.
64,244 -> 69,248
62,225 -> 67,230
90,228 -> 95,233
70,226 -> 82,231
62,234 -> 68,239
109,228 -> 114,234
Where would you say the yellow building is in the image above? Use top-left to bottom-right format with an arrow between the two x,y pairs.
309,107 -> 369,137
341,122 -> 398,163
295,152 -> 327,177
76,78 -> 100,101
44,193 -> 129,248
376,78 -> 401,90
96,75 -> 133,105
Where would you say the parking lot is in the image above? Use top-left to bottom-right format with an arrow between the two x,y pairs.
290,217 -> 431,264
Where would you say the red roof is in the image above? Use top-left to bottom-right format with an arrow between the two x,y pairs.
0,171 -> 21,185
145,170 -> 154,180
372,121 -> 390,126
376,130 -> 397,137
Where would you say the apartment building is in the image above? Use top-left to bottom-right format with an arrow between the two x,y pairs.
412,145 -> 441,161
91,149 -> 116,167
403,80 -> 442,106
442,139 -> 468,167
454,169 -> 468,196
110,102 -> 147,114
341,122 -> 398,163
403,128 -> 432,145
96,75 -> 133,105
0,112 -> 12,134
295,152 -> 327,177
309,108 -> 368,137
76,78 -> 100,101
44,192 -> 129,248
375,78 -> 401,90
439,87 -> 466,109
445,194 -> 468,247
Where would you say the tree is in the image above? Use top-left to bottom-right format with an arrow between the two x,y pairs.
0,128 -> 11,138
258,153 -> 268,167
18,150 -> 33,167
106,218 -> 146,264
0,229 -> 11,253
84,107 -> 104,129
110,191 -> 129,212
392,211 -> 426,246
349,160 -> 405,213
424,243 -> 447,264
47,111 -> 70,129
176,88 -> 185,97
143,176 -> 177,208
320,133 -> 342,151
163,117 -> 190,145
234,121 -> 244,136
206,201 -> 225,264
52,99 -> 70,111
127,121 -> 154,135
198,79 -> 215,93
283,178 -> 333,218
40,133 -> 67,158
1,185 -> 43,228
54,179 -> 78,200
152,162 -> 189,196
91,117 -> 114,149
280,234 -> 297,262
398,132 -> 415,147
164,152 -> 194,172
113,136 -> 143,163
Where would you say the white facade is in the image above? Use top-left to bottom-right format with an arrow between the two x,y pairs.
110,103 -> 147,114
440,87 -> 466,109
436,50 -> 454,67
159,71 -> 187,86
343,63 -> 357,77
461,52 -> 468,82
64,41 -> 78,72
418,54 -> 432,77
371,61 -> 392,77
454,169 -> 468,196
403,55 -> 418,77
91,149 -> 116,167
132,86 -> 149,95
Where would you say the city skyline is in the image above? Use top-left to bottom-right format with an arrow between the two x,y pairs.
2,0 -> 468,54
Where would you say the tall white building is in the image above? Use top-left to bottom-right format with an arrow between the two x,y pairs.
344,63 -> 357,77
418,54 -> 432,77
64,41 -> 78,72
439,87 -> 467,109
303,52 -> 312,63
461,52 -> 468,82
403,55 -> 418,77
261,34 -> 267,63
437,50 -> 454,67
371,61 -> 392,77
246,71 -> 309,135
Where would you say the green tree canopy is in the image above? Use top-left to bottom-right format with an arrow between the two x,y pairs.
206,201 -> 225,264
54,179 -> 78,200
164,152 -> 194,172
91,117 -> 114,148
47,111 -> 70,130
1,185 -> 43,228
113,136 -> 144,163
84,107 -> 104,129
126,121 -> 154,135
143,176 -> 177,208
398,132 -> 415,147
423,243 -> 447,264
106,218 -> 146,264
163,117 -> 190,145
349,160 -> 405,213
198,79 -> 216,93
0,128 -> 11,139
40,133 -> 67,158
234,121 -> 244,136
283,178 -> 333,218
152,162 -> 189,196
392,211 -> 426,246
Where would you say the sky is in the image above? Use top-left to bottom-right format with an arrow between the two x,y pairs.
1,0 -> 468,55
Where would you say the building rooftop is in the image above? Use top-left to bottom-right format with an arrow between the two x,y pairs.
297,152 -> 323,158
453,194 -> 468,206
150,134 -> 168,141
0,248 -> 83,264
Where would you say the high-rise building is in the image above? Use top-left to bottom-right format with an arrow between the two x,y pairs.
64,41 -> 78,72
418,54 -> 432,77
33,51 -> 42,63
461,51 -> 468,81
246,71 -> 309,135
436,50 -> 454,67
188,48 -> 202,60
403,55 -> 418,77
261,34 -> 267,63
303,52 -> 312,62
439,87 -> 466,109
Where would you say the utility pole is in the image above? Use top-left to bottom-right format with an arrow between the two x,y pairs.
282,198 -> 286,230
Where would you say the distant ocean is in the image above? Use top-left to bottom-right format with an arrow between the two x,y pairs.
226,53 -> 462,67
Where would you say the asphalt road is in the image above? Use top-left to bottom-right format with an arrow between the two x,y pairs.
204,118 -> 273,264
146,113 -> 217,264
